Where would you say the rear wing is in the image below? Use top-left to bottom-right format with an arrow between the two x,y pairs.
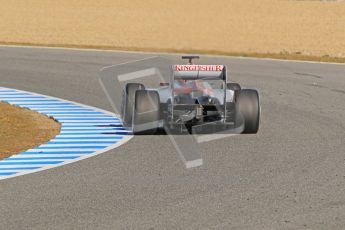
172,65 -> 226,80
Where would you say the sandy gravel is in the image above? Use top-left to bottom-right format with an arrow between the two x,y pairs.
0,0 -> 344,58
0,102 -> 60,159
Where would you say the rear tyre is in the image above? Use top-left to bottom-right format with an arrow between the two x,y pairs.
121,83 -> 145,127
132,90 -> 160,135
235,89 -> 260,134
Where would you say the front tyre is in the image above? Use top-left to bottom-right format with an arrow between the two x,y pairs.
236,89 -> 260,134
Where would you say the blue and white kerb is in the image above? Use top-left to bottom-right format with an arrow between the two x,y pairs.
0,87 -> 132,180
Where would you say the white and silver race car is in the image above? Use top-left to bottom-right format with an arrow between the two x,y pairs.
121,56 -> 260,134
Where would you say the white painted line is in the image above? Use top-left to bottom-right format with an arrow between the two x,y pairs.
0,98 -> 53,101
53,116 -> 114,119
10,154 -> 87,158
8,101 -> 69,104
195,133 -> 237,143
57,120 -> 119,123
0,93 -> 32,96
26,105 -> 82,108
0,162 -> 63,167
1,158 -> 71,162
55,134 -> 126,138
0,170 -> 29,173
44,115 -> 106,117
26,148 -> 103,152
185,159 -> 203,169
49,139 -> 118,142
0,96 -> 45,99
61,123 -> 122,126
39,144 -> 111,147
61,127 -> 120,130
50,138 -> 121,144
118,68 -> 157,81
35,109 -> 95,112
0,165 -> 45,169
59,131 -> 128,134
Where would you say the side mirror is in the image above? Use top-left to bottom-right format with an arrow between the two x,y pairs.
226,83 -> 242,91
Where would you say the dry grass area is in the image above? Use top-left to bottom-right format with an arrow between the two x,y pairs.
0,0 -> 344,61
0,102 -> 60,160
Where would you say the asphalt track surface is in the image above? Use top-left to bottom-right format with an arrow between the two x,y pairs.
0,46 -> 345,230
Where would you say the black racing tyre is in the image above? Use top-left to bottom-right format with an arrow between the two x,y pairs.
121,83 -> 145,127
226,82 -> 242,91
132,90 -> 160,135
235,89 -> 260,134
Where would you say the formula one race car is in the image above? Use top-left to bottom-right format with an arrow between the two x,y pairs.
121,56 -> 260,134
